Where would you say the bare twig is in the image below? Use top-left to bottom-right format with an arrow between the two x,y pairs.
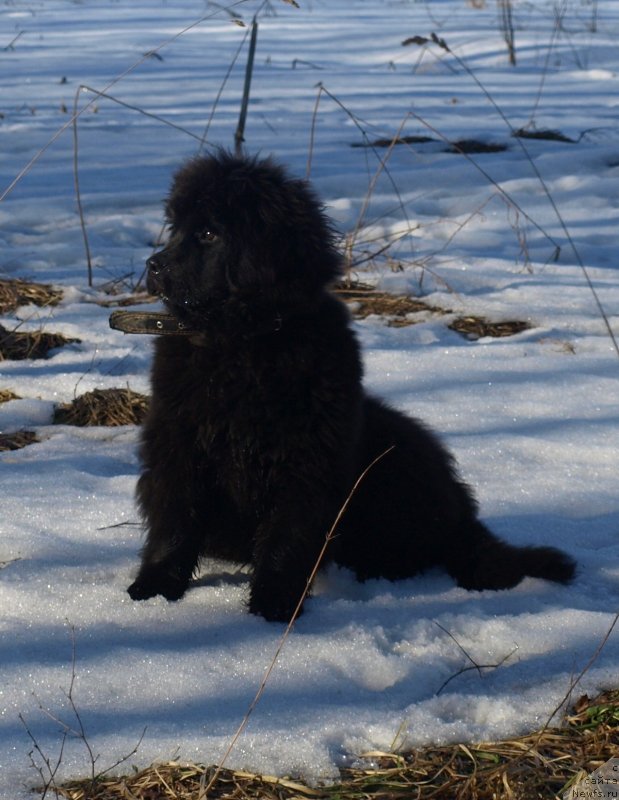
21,624 -> 147,797
72,88 -> 94,287
538,611 -> 619,732
0,0 -> 255,203
235,18 -> 259,155
200,446 -> 395,798
78,86 -> 206,143
420,32 -> 619,358
4,30 -> 24,51
433,621 -> 518,696
497,0 -> 516,65
306,84 -> 416,276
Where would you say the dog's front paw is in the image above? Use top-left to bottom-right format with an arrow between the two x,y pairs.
127,567 -> 188,602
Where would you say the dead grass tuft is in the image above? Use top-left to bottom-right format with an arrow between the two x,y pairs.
0,323 -> 80,360
51,690 -> 619,800
351,134 -> 434,148
334,281 -> 439,327
512,127 -> 576,144
0,388 -> 20,403
0,430 -> 39,451
0,278 -> 63,314
351,135 -> 507,153
449,316 -> 531,340
53,388 -> 149,427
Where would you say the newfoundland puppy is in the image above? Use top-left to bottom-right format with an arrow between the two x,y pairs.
128,151 -> 575,621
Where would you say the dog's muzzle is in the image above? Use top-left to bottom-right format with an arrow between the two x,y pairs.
146,253 -> 168,296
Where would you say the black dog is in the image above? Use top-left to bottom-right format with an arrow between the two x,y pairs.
128,152 -> 575,621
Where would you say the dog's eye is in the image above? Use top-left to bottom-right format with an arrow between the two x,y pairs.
197,229 -> 218,244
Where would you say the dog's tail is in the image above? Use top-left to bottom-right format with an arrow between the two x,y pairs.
446,520 -> 576,591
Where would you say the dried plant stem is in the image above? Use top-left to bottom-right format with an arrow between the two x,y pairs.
235,18 -> 259,155
79,86 -> 206,143
306,84 -> 415,274
0,0 -> 254,203
72,87 -> 94,287
425,32 -> 619,358
433,620 -> 518,696
407,109 -> 561,257
200,446 -> 395,798
538,611 -> 619,734
497,0 -> 516,66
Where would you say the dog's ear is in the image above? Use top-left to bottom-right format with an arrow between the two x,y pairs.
281,178 -> 342,286
231,171 -> 343,291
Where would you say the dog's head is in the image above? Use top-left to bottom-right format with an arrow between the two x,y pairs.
146,152 -> 342,324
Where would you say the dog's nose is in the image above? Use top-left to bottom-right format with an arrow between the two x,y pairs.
146,254 -> 164,274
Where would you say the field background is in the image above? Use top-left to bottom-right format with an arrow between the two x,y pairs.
0,0 -> 618,797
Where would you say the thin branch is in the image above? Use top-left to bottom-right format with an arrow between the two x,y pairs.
78,86 -> 206,143
0,0 -> 255,203
4,30 -> 24,51
407,109 -> 561,259
433,621 -> 518,696
306,84 -> 414,275
423,32 -> 619,358
538,611 -> 619,732
72,88 -> 94,287
200,446 -> 395,798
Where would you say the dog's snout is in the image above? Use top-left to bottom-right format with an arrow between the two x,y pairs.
146,253 -> 164,274
145,251 -> 169,297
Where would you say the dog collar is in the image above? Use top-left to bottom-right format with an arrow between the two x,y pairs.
109,310 -> 199,336
109,309 -> 284,337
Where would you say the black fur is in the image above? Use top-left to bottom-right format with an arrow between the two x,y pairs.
128,151 -> 576,621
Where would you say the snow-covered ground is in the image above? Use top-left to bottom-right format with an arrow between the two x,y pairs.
1,0 -> 618,796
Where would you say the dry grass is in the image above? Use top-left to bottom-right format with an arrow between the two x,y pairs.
334,281 -> 439,327
351,135 -> 507,154
0,323 -> 80,360
51,690 -> 618,800
0,388 -> 20,403
0,430 -> 39,451
0,277 -> 63,314
334,283 -> 532,338
448,316 -> 531,340
53,388 -> 149,427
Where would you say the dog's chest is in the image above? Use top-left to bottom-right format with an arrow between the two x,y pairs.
166,337 -> 313,443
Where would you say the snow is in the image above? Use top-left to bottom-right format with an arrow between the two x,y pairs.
1,0 -> 618,796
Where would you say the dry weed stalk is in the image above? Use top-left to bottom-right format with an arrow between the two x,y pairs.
307,86 -> 419,278
199,446 -> 395,798
432,621 -> 518,696
0,0 -> 282,205
403,32 -> 619,359
20,626 -> 145,800
53,690 -> 619,799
